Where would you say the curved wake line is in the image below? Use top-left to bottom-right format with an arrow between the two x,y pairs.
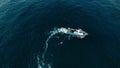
42,29 -> 59,59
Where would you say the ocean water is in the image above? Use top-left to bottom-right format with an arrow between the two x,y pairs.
0,0 -> 120,68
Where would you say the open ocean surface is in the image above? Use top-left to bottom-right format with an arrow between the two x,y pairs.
0,0 -> 120,68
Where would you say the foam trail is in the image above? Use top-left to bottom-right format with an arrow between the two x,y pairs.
42,28 -> 59,59
37,28 -> 59,68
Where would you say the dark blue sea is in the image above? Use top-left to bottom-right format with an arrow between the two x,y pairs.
0,0 -> 120,68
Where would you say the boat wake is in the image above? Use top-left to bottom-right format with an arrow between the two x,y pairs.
37,27 -> 88,68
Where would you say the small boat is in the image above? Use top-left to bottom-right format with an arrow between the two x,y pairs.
58,27 -> 88,38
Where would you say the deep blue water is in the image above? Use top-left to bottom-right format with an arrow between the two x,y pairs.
0,0 -> 120,68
